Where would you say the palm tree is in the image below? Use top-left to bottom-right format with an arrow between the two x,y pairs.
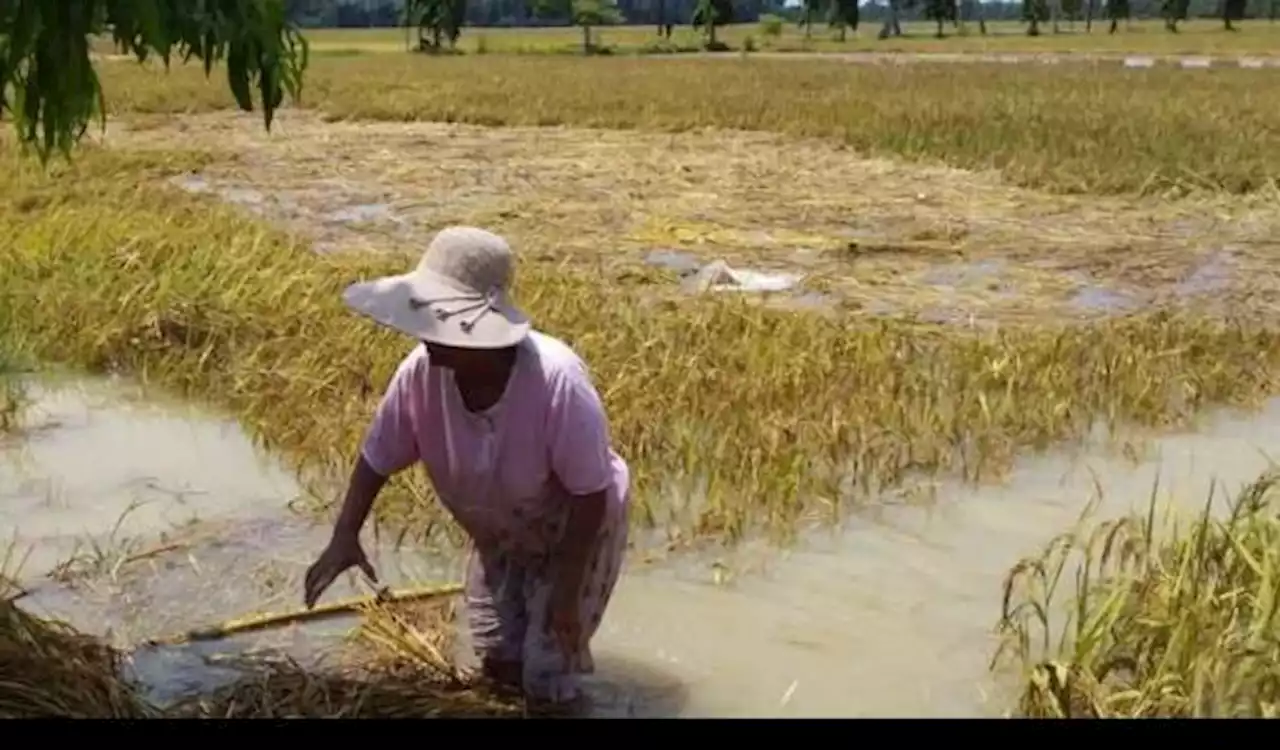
692,0 -> 734,49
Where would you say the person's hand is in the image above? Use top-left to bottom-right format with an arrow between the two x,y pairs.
546,581 -> 584,670
304,531 -> 378,609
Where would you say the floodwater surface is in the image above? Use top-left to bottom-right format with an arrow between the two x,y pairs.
4,377 -> 1279,717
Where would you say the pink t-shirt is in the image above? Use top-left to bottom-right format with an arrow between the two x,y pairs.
360,331 -> 630,561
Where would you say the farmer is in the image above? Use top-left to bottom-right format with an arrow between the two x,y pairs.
302,226 -> 630,712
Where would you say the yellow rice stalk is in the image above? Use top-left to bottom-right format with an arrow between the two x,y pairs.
0,598 -> 157,718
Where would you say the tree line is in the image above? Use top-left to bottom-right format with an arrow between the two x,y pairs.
3,0 -> 1276,161
302,0 -> 1275,50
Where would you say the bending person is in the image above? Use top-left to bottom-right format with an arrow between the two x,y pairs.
303,226 -> 630,714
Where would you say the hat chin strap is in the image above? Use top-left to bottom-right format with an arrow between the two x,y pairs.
408,287 -> 503,334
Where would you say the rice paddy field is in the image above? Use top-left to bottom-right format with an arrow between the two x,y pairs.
4,21 -> 1280,718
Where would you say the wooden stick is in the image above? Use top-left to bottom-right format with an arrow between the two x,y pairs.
141,582 -> 464,647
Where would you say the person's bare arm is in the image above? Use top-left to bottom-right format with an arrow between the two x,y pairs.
304,455 -> 394,608
545,357 -> 616,596
334,347 -> 425,539
332,455 -> 392,540
551,489 -> 608,592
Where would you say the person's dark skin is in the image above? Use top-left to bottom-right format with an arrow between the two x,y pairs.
303,340 -> 609,697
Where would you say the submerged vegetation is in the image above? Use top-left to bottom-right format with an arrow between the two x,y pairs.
994,471 -> 1280,718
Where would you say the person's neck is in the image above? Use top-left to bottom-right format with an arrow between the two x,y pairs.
457,348 -> 518,412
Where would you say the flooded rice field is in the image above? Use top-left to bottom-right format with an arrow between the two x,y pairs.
11,115 -> 1280,716
5,375 -> 1278,717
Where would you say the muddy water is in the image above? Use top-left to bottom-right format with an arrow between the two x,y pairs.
4,377 -> 1279,716
596,404 -> 1280,717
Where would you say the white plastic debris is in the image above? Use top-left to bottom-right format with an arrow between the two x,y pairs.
779,680 -> 800,707
683,259 -> 804,294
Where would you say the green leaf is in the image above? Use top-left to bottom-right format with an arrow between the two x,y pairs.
2,0 -> 309,163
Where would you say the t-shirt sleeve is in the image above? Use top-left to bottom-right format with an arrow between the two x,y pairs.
359,349 -> 424,478
547,359 -> 615,497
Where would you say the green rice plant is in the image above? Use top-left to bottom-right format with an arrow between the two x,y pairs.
993,471 -> 1280,718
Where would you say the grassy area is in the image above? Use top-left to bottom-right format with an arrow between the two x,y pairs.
233,20 -> 1280,56
92,55 -> 1280,196
3,143 -> 1280,552
994,471 -> 1280,717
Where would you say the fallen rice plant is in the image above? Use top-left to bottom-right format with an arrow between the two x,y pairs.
993,471 -> 1280,718
0,596 -> 158,718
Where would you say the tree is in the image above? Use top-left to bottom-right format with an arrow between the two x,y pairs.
691,0 -> 733,49
529,0 -> 621,53
878,0 -> 916,37
1023,0 -> 1050,34
828,0 -> 860,41
0,0 -> 307,163
1222,0 -> 1247,30
404,0 -> 468,51
1060,0 -> 1081,26
800,0 -> 823,38
572,0 -> 622,52
655,0 -> 673,39
1162,0 -> 1189,30
1104,0 -> 1128,32
964,0 -> 989,34
923,0 -> 958,36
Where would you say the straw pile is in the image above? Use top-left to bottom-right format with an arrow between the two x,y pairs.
169,598 -> 521,718
0,593 -> 519,719
0,597 -> 157,718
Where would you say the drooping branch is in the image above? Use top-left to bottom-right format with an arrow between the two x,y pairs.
0,0 -> 309,163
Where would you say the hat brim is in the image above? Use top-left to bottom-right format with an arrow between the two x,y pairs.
342,269 -> 531,350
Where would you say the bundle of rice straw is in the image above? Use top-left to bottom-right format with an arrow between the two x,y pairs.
0,596 -> 157,718
166,655 -> 520,719
1,587 -> 520,719
166,598 -> 521,719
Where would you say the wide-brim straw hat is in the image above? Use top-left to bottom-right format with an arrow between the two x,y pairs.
342,226 -> 531,349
